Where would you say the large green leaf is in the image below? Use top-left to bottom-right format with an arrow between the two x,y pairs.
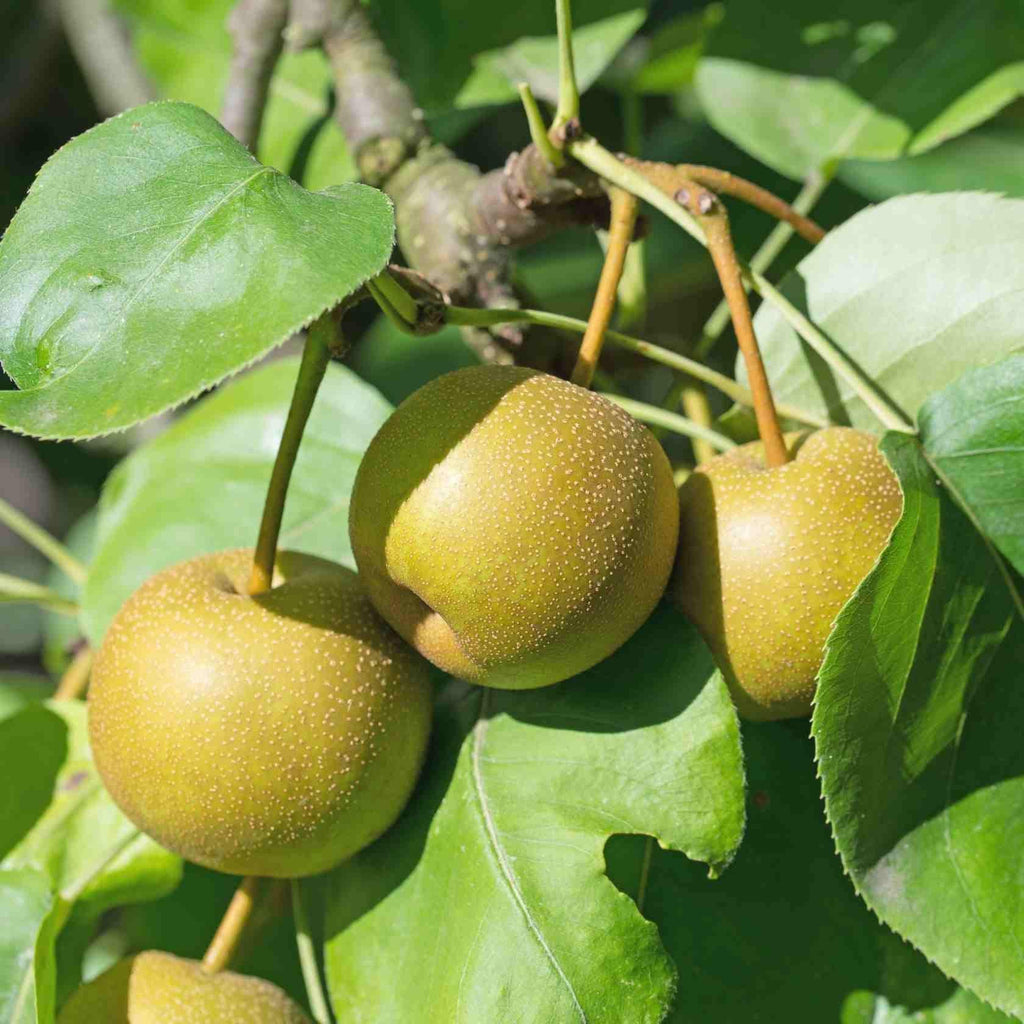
606,721 -> 1013,1022
81,356 -> 392,645
0,867 -> 59,1024
2,702 -> 181,917
0,101 -> 394,439
918,354 -> 1024,577
840,126 -> 1024,200
0,676 -> 50,723
370,0 -> 646,112
748,192 -> 1024,432
0,701 -> 181,1022
814,433 -> 1022,1017
324,606 -> 745,1023
697,0 -> 1024,179
117,0 -> 355,184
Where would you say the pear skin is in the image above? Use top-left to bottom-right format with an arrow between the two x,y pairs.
89,549 -> 433,877
671,428 -> 902,720
57,951 -> 311,1023
349,365 -> 679,689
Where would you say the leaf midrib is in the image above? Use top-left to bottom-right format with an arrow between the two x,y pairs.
469,697 -> 587,1022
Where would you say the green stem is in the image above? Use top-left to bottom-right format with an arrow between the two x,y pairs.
292,880 -> 332,1024
368,270 -> 418,326
566,137 -> 914,435
518,82 -> 564,167
696,170 -> 832,358
0,496 -> 87,586
445,304 -> 826,427
601,394 -> 736,451
249,316 -> 334,595
553,0 -> 579,129
0,573 -> 79,615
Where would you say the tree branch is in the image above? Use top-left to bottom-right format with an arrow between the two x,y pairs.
291,0 -> 609,351
57,0 -> 154,116
221,0 -> 289,150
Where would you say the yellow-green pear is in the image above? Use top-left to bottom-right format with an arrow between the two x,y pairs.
349,365 -> 679,689
57,951 -> 310,1023
671,427 -> 902,720
88,549 -> 432,877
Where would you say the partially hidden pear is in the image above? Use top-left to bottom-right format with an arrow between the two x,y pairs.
671,427 -> 902,720
349,365 -> 679,689
57,951 -> 310,1023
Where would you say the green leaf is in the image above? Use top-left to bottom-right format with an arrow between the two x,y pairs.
116,0 -> 355,183
607,721 -> 1010,1022
748,192 -> 1024,432
814,433 -> 1022,1017
81,356 -> 392,645
0,101 -> 394,439
0,675 -> 51,723
456,9 -> 647,107
918,354 -> 1024,577
697,0 -> 1024,179
2,702 -> 181,912
371,0 -> 647,113
840,127 -> 1024,200
0,867 -> 60,1024
324,606 -> 744,1023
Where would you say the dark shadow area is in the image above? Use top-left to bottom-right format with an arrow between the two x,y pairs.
604,720 -> 957,1022
707,1 -> 1022,143
0,704 -> 67,858
498,601 -> 717,734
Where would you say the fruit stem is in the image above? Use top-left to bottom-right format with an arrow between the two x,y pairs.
202,875 -> 262,974
601,394 -> 736,452
292,879 -> 333,1024
553,0 -> 580,132
564,137 -> 916,435
444,305 -> 827,428
700,204 -> 789,466
0,496 -> 87,586
679,380 -> 718,465
571,188 -> 639,387
672,164 -> 825,245
517,82 -> 564,168
54,646 -> 93,701
696,170 -> 831,359
0,572 -> 79,615
367,270 -> 419,328
249,316 -> 334,596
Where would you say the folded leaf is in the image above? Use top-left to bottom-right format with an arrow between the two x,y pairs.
814,433 -> 1022,1016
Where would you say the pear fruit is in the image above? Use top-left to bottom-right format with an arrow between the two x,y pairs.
57,951 -> 310,1023
671,427 -> 902,720
88,549 -> 432,877
349,365 -> 678,689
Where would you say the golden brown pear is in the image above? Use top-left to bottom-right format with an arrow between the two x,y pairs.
671,427 -> 902,720
349,365 -> 679,689
57,951 -> 311,1023
88,549 -> 432,877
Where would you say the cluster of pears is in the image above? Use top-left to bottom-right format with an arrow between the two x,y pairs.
78,361 -> 901,1013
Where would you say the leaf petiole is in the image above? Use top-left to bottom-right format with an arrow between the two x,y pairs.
0,496 -> 88,586
0,573 -> 79,615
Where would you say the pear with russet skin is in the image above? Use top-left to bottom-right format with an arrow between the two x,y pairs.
349,364 -> 679,690
88,549 -> 433,877
670,427 -> 902,720
57,951 -> 310,1023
